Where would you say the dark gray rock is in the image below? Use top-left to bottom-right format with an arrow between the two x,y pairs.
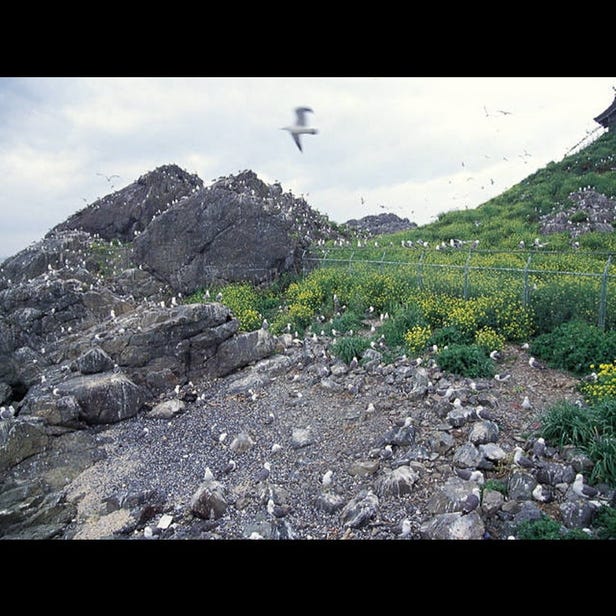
374,466 -> 419,497
560,497 -> 597,529
0,477 -> 77,539
535,461 -> 576,486
340,490 -> 379,528
427,476 -> 482,514
54,372 -> 145,425
190,472 -> 228,520
507,471 -> 538,501
0,417 -> 49,472
19,394 -> 84,431
452,442 -> 482,468
344,212 -> 417,237
468,420 -> 499,445
132,170 -> 345,294
74,347 -> 115,375
419,511 -> 485,540
315,492 -> 346,514
48,164 -> 204,243
210,328 -> 277,378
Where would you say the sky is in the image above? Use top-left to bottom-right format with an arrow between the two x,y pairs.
0,76 -> 614,258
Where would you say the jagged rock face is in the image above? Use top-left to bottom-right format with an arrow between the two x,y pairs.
132,170 -> 345,294
48,164 -> 203,243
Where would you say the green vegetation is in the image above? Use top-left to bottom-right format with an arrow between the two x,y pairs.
515,516 -> 591,540
183,128 -> 616,495
530,321 -> 616,375
436,344 -> 496,379
537,398 -> 616,484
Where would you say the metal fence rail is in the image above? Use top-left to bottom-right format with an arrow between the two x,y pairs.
301,248 -> 616,330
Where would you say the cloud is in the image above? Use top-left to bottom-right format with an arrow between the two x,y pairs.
0,76 -> 614,258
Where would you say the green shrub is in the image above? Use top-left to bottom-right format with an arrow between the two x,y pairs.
530,320 -> 616,375
483,479 -> 508,496
516,515 -> 591,540
516,516 -> 565,540
215,282 -> 263,332
595,506 -> 616,539
436,344 -> 496,378
474,327 -> 506,352
428,325 -> 473,348
538,399 -> 616,485
378,303 -> 427,348
331,335 -> 372,365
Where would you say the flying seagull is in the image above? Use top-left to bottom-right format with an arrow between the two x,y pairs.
282,107 -> 318,152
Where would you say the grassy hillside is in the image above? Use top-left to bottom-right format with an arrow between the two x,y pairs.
382,128 -> 616,251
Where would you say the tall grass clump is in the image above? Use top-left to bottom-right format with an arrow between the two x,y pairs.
538,399 -> 616,485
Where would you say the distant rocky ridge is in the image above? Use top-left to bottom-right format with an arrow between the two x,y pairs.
344,212 -> 417,237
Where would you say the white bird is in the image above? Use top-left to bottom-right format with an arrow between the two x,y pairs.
455,468 -> 485,485
400,518 -> 412,538
282,107 -> 318,152
322,469 -> 333,487
271,443 -> 282,454
261,318 -> 269,331
532,483 -> 553,503
494,373 -> 511,382
572,473 -> 601,500
255,461 -> 271,482
528,356 -> 545,369
380,444 -> 394,460
513,446 -> 534,469
521,396 -> 532,410
223,459 -> 237,474
531,437 -> 546,459
489,350 -> 502,361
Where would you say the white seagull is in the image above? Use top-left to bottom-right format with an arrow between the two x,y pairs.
282,107 -> 318,152
572,473 -> 602,500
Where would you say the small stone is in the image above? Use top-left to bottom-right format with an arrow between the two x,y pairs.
157,513 -> 174,530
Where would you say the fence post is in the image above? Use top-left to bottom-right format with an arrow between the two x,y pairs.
417,252 -> 425,289
598,255 -> 612,331
522,254 -> 533,306
463,251 -> 472,299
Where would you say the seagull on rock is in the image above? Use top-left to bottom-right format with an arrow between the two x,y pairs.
572,473 -> 601,500
532,483 -> 554,503
282,107 -> 318,152
513,446 -> 535,469
455,468 -> 485,485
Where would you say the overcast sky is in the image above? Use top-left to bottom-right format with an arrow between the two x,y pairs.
0,76 -> 614,258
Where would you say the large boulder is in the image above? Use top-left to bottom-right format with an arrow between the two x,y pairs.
53,372 -> 145,425
132,170 -> 344,294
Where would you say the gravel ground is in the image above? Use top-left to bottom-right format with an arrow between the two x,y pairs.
57,336 -> 581,541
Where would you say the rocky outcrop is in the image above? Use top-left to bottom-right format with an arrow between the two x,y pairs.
345,213 -> 417,237
48,164 -> 204,243
132,170 -> 348,294
539,189 -> 616,237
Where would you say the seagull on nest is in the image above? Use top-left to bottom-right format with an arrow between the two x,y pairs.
282,107 -> 318,152
572,473 -> 602,500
